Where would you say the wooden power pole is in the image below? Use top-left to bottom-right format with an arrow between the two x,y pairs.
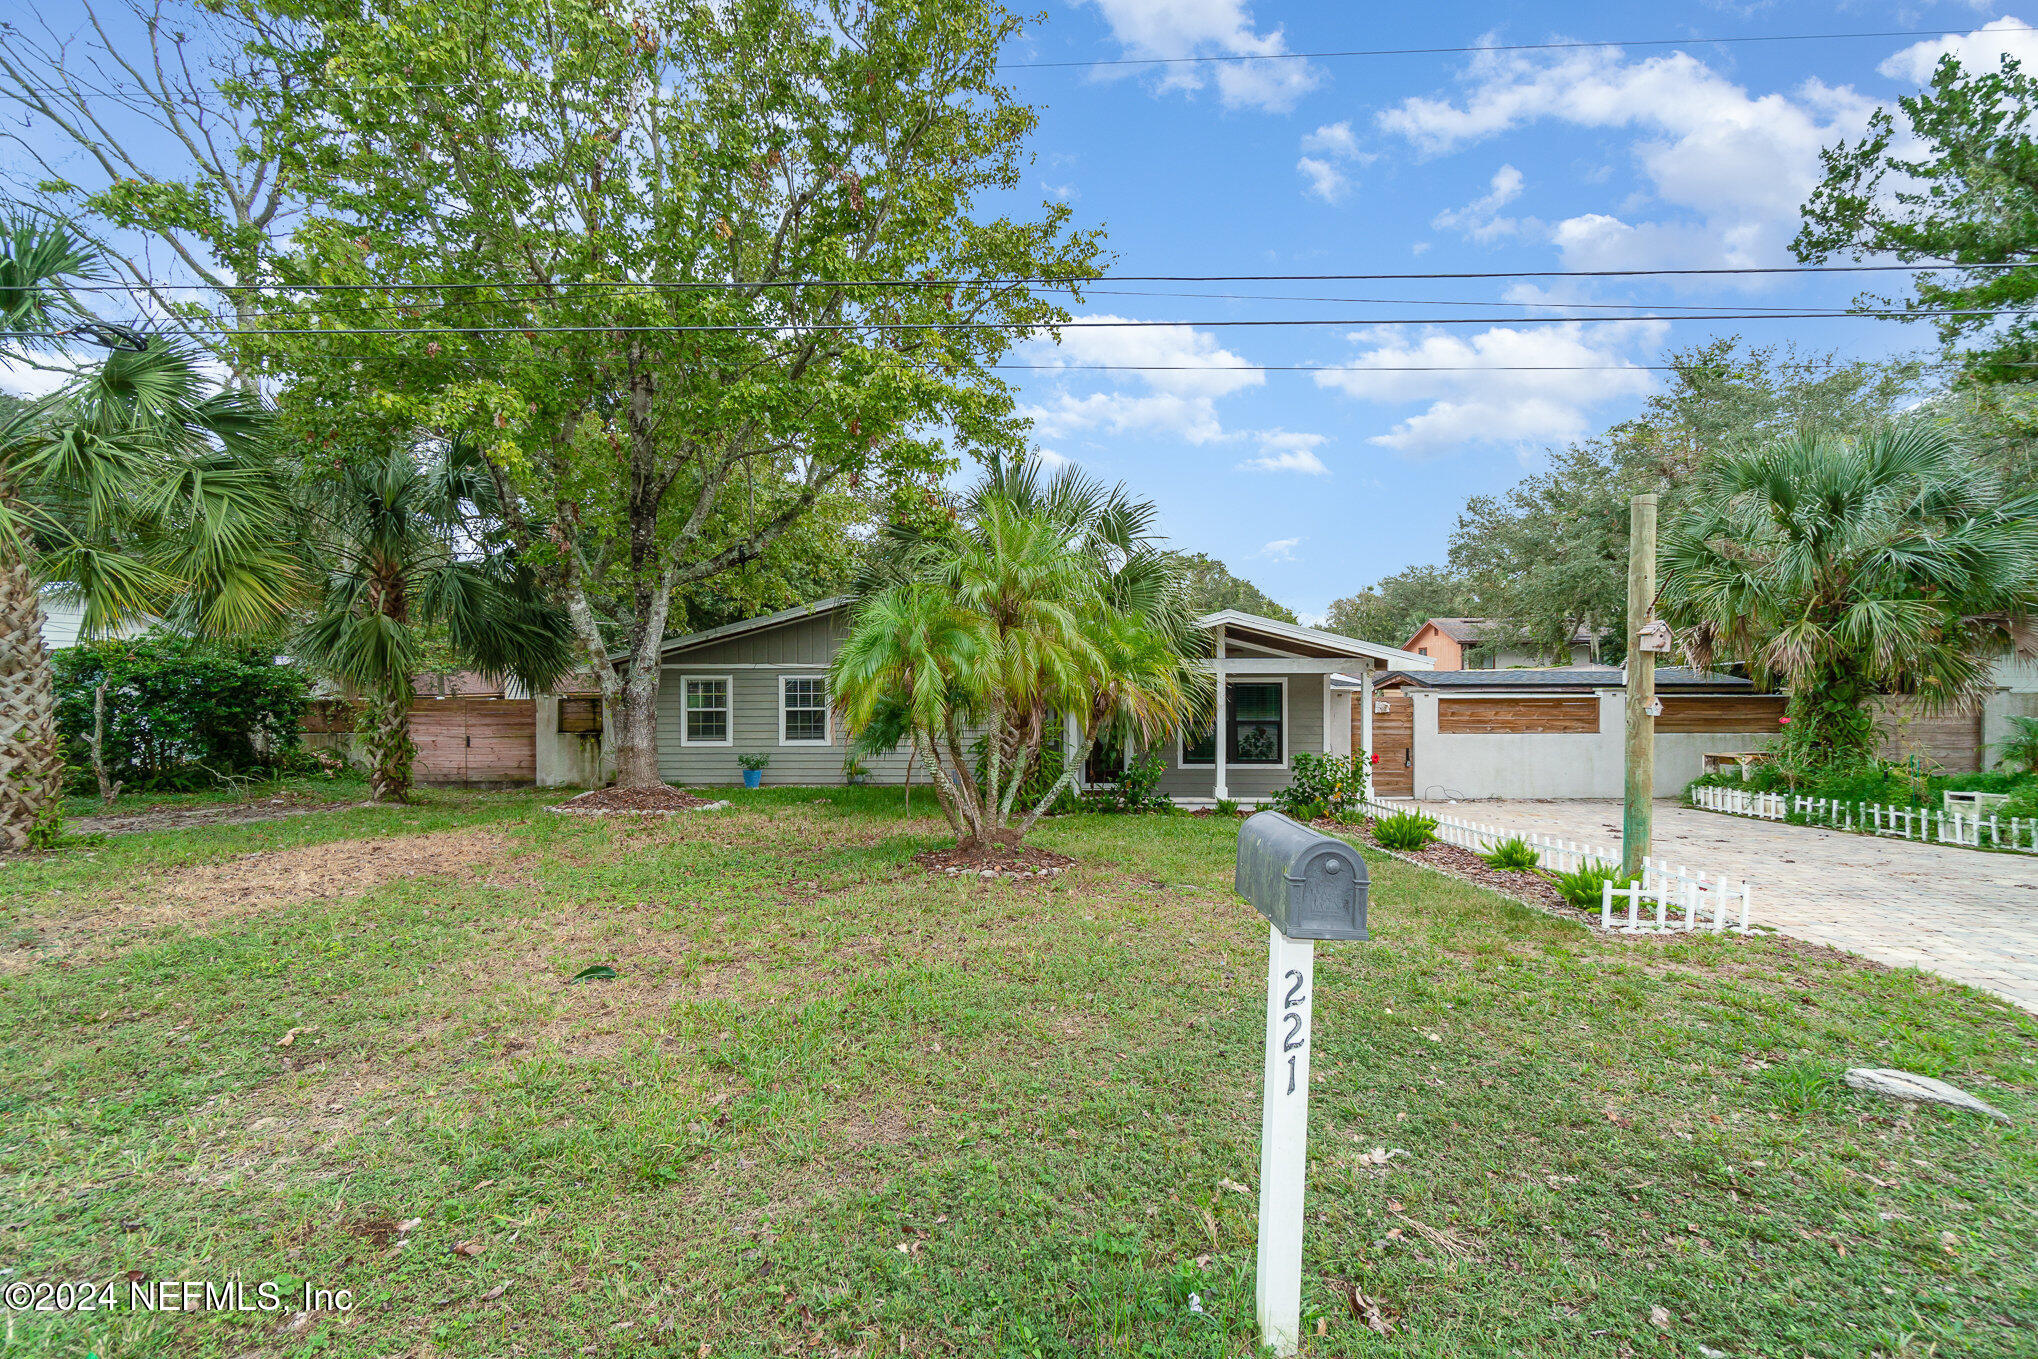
1622,493 -> 1659,878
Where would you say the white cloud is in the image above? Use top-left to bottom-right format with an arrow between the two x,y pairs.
1296,120 -> 1371,202
1313,321 -> 1666,456
1376,44 -> 1879,273
1238,430 -> 1330,475
1431,163 -> 1527,242
1881,17 -> 2038,85
1257,537 -> 1301,562
1033,448 -> 1073,470
1296,156 -> 1349,202
1300,121 -> 1361,157
1018,315 -> 1263,445
0,359 -> 75,399
1076,0 -> 1317,111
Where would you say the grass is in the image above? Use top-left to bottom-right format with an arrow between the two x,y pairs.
1,787 -> 2033,1357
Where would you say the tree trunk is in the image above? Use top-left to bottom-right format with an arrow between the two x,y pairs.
0,565 -> 63,850
89,681 -> 122,806
363,678 -> 416,803
611,577 -> 675,788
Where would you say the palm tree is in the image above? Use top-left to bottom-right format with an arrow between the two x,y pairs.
831,460 -> 1198,849
2,216 -> 296,849
1660,424 -> 2038,765
294,440 -> 573,802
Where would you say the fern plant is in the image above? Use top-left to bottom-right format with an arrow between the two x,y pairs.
1372,810 -> 1438,851
1481,837 -> 1541,871
1995,715 -> 2038,776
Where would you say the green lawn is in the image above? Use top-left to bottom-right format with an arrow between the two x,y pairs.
2,789 -> 2032,1357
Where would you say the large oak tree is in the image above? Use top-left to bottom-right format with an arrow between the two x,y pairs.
250,0 -> 1101,786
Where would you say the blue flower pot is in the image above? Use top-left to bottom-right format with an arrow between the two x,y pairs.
742,769 -> 763,789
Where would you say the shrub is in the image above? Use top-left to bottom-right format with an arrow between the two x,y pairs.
1481,837 -> 1541,871
1213,796 -> 1243,817
1372,810 -> 1437,851
51,632 -> 308,793
1995,715 -> 2038,776
737,752 -> 771,771
1084,750 -> 1170,814
1271,752 -> 1366,822
1551,862 -> 1640,911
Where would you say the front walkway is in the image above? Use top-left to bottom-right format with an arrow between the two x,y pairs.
1412,797 -> 2038,1015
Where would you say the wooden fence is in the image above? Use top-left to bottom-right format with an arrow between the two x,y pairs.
1689,783 -> 2038,854
1359,797 -> 1752,933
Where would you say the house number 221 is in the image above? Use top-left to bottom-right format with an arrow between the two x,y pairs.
1281,968 -> 1307,1094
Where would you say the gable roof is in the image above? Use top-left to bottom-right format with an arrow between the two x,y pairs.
1201,610 -> 1433,668
657,598 -> 1432,670
1408,616 -> 1600,648
659,596 -> 851,657
1379,665 -> 1753,692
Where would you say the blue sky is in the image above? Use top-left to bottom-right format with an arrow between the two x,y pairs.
990,2 -> 2038,622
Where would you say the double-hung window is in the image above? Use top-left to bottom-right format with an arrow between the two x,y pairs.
779,675 -> 830,744
682,676 -> 731,745
1181,681 -> 1285,766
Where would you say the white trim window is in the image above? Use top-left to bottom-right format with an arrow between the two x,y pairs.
1180,679 -> 1287,767
778,674 -> 831,745
680,675 -> 732,746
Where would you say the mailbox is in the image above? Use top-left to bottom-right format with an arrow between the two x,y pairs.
1235,811 -> 1368,941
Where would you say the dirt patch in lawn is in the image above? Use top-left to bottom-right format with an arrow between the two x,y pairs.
5,829 -> 514,973
62,791 -> 374,838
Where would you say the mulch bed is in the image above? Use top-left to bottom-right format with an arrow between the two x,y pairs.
1327,816 -> 1589,923
548,784 -> 719,815
913,842 -> 1075,880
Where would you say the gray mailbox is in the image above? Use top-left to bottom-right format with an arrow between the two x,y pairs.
1235,810 -> 1368,941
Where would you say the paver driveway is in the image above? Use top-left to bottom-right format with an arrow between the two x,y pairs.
1413,797 -> 2038,1015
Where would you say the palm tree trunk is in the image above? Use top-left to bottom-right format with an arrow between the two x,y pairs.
363,678 -> 417,803
0,564 -> 64,850
1018,734 -> 1092,838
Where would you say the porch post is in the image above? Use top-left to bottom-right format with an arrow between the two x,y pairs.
1214,626 -> 1228,802
1064,710 -> 1083,790
1360,668 -> 1374,770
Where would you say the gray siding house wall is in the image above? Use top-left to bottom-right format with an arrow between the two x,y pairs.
1148,672 -> 1326,800
656,601 -> 915,786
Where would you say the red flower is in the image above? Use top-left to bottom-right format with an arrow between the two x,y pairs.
1778,716 -> 1791,725
1369,752 -> 1380,764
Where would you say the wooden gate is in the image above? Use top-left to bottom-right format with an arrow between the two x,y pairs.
410,698 -> 536,784
1360,691 -> 1415,797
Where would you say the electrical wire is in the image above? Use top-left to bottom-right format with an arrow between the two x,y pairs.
56,260 -> 2038,294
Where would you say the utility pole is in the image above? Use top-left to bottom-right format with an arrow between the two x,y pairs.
1623,493 -> 1659,878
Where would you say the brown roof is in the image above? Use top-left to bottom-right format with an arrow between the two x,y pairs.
1408,616 -> 1599,648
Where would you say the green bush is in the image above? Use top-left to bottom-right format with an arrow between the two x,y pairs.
1481,836 -> 1541,871
52,632 -> 308,792
1080,750 -> 1171,815
1551,862 -> 1640,911
1994,715 -> 2038,775
1372,810 -> 1437,851
1271,751 -> 1367,821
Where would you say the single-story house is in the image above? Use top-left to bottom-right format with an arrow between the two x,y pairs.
1403,616 -> 1603,670
1367,666 -> 1784,800
653,599 -> 1432,797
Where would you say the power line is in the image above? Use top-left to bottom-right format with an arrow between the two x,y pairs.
1004,24 -> 2038,70
66,305 -> 2038,338
58,260 -> 2038,295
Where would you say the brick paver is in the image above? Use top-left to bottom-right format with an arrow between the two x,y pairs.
1412,798 -> 2038,1014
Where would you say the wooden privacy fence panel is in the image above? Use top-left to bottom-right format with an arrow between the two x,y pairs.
1435,695 -> 1600,734
410,698 -> 536,784
1654,694 -> 1786,733
1365,692 -> 1414,797
1874,696 -> 1983,774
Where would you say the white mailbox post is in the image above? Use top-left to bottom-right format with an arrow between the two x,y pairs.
1234,812 -> 1369,1357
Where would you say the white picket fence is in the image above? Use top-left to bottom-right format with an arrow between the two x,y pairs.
1360,798 -> 1753,934
1689,783 -> 2038,854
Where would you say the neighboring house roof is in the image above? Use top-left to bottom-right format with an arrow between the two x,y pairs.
1200,609 -> 1434,669
1406,616 -> 1600,649
36,596 -> 158,650
1379,665 -> 1754,692
659,595 -> 853,657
